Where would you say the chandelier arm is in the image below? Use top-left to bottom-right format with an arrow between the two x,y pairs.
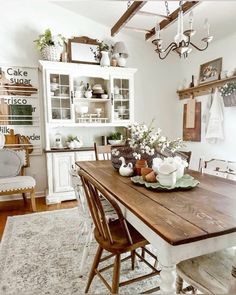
189,41 -> 209,52
162,42 -> 177,53
157,43 -> 177,59
186,36 -> 191,46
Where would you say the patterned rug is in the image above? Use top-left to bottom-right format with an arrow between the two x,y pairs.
0,208 -> 160,295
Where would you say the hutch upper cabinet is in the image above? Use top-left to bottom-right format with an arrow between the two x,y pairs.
39,61 -> 137,204
40,61 -> 136,128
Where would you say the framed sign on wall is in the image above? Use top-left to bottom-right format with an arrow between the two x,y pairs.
183,101 -> 201,142
0,65 -> 42,155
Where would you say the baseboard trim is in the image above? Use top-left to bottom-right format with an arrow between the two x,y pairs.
0,191 -> 45,202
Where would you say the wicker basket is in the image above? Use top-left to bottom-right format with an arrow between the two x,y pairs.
111,146 -> 166,170
223,92 -> 236,107
111,146 -> 188,170
41,45 -> 63,61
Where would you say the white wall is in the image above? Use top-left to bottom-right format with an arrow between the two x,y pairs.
0,0 -> 179,195
175,33 -> 236,170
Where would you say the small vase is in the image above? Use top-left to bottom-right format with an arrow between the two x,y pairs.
100,51 -> 110,67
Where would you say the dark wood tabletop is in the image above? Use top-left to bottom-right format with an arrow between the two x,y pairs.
76,160 -> 236,246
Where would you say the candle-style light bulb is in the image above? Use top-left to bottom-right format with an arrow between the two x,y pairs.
189,11 -> 194,30
155,22 -> 160,39
204,18 -> 210,36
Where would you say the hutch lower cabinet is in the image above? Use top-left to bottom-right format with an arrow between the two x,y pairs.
45,149 -> 95,204
39,61 -> 137,204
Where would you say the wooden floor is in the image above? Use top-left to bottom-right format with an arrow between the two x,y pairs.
0,197 -> 78,240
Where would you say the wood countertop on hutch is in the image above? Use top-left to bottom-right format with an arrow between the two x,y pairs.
44,147 -> 94,153
177,75 -> 236,99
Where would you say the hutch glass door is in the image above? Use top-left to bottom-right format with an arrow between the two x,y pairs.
48,71 -> 73,122
111,76 -> 132,123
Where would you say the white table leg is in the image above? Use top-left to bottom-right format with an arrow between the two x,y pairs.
159,263 -> 176,294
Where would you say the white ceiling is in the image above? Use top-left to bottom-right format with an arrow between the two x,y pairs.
52,1 -> 236,44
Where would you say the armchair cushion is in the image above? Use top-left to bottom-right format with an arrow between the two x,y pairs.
0,176 -> 36,193
0,149 -> 22,178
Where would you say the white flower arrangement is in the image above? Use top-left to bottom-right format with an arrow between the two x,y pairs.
127,122 -> 183,159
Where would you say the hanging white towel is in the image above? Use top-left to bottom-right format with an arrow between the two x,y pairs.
205,88 -> 224,144
203,92 -> 213,133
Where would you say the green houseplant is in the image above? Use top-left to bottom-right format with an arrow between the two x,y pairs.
108,132 -> 124,145
66,135 -> 83,149
34,29 -> 66,61
90,41 -> 113,66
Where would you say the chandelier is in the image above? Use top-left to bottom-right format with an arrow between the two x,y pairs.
152,1 -> 213,59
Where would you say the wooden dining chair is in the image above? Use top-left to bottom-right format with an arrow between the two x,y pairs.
94,142 -> 111,160
176,247 -> 236,294
79,169 -> 160,294
227,160 -> 236,181
199,158 -> 228,178
178,151 -> 192,165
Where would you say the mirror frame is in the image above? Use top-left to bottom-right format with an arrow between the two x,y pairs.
67,36 -> 99,65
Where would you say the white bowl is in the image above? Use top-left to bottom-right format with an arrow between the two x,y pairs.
101,94 -> 108,99
108,139 -> 124,145
76,106 -> 88,114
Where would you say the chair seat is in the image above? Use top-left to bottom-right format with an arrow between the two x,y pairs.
0,176 -> 36,193
94,219 -> 148,254
177,247 -> 235,294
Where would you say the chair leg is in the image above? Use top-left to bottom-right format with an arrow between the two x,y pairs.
30,189 -> 36,212
176,274 -> 184,294
141,246 -> 146,259
112,254 -> 121,294
22,192 -> 27,204
85,245 -> 103,293
131,250 -> 136,270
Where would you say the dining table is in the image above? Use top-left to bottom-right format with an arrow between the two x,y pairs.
76,160 -> 236,294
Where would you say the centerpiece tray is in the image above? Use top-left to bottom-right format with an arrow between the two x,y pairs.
131,174 -> 199,191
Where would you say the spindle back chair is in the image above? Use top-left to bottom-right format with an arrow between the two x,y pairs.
79,169 -> 160,294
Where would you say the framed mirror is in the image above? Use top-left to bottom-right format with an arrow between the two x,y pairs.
68,36 -> 99,65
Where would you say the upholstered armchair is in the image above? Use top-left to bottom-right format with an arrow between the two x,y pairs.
0,148 -> 36,211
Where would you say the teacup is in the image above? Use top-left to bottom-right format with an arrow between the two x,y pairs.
157,172 -> 177,187
156,163 -> 177,187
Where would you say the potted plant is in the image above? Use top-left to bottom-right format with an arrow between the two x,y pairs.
90,41 -> 113,67
108,132 -> 124,145
34,29 -> 66,61
66,135 -> 83,149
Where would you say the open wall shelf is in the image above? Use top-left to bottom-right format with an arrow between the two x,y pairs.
177,76 -> 236,99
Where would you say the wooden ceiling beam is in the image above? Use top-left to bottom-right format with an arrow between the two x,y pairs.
124,26 -> 151,34
137,11 -> 170,20
145,1 -> 199,41
111,1 -> 147,37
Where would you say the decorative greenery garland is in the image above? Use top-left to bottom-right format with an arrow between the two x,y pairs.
220,82 -> 236,97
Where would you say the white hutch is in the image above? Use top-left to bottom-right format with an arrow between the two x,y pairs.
39,61 -> 137,204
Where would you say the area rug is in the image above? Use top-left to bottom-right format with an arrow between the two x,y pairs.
0,208 -> 159,295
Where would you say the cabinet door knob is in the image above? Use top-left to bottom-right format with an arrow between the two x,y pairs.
111,93 -> 114,105
70,91 -> 74,104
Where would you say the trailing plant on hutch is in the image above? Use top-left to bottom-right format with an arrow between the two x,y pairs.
34,29 -> 66,62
